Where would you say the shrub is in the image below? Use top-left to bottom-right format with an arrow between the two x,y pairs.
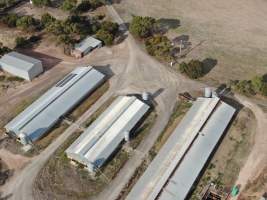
6,76 -> 24,82
16,15 -> 39,31
145,35 -> 172,61
129,16 -> 156,38
41,13 -> 56,27
15,37 -> 29,48
61,0 -> 77,11
100,21 -> 118,35
31,0 -> 51,7
0,13 -> 19,27
89,0 -> 103,9
75,0 -> 91,13
179,60 -> 205,79
95,29 -> 114,45
0,42 -> 11,56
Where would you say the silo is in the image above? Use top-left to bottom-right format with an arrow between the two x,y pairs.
87,162 -> 95,173
204,88 -> 212,98
18,133 -> 28,145
124,131 -> 130,142
142,92 -> 149,101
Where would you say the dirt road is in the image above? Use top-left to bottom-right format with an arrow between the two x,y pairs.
232,95 -> 267,199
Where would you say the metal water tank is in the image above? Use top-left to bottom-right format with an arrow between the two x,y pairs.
87,162 -> 95,173
142,92 -> 149,101
124,131 -> 130,142
204,87 -> 212,98
18,133 -> 28,145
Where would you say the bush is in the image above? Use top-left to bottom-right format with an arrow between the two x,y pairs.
145,35 -> 172,61
129,16 -> 156,38
75,0 -> 91,13
6,76 -> 24,82
100,21 -> 118,35
89,0 -> 103,9
41,13 -> 56,27
231,75 -> 267,96
61,0 -> 77,11
0,42 -> 11,56
95,29 -> 114,45
179,60 -> 205,79
31,0 -> 51,7
0,13 -> 19,27
16,15 -> 39,31
15,37 -> 28,48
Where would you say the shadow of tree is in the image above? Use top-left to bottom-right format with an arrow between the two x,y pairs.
155,18 -> 180,34
202,58 -> 217,74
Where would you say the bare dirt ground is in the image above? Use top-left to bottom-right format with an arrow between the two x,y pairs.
232,95 -> 267,199
113,0 -> 267,84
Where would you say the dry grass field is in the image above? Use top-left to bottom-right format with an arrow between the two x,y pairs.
113,0 -> 267,84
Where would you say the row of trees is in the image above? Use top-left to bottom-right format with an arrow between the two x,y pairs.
41,13 -> 118,46
129,16 -> 173,62
0,13 -> 41,31
230,75 -> 267,96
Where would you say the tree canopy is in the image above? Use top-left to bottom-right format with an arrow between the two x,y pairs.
179,60 -> 205,79
129,16 -> 156,38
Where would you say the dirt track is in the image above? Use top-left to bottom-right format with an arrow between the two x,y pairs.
233,95 -> 267,199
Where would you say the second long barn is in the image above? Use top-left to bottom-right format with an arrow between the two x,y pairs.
65,95 -> 150,173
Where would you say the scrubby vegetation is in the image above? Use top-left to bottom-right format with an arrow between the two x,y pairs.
0,13 -> 41,31
31,0 -> 51,7
179,60 -> 205,79
15,35 -> 41,48
0,0 -> 18,10
95,21 -> 118,45
61,0 -> 104,12
230,75 -> 267,96
0,42 -> 11,56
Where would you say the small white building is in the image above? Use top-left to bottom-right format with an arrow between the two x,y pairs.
71,36 -> 102,58
0,52 -> 43,81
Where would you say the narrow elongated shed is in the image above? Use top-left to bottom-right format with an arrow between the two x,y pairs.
65,96 -> 150,172
5,66 -> 105,145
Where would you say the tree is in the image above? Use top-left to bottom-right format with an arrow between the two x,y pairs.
75,0 -> 91,13
41,13 -> 55,27
61,0 -> 77,11
89,0 -> 103,9
179,60 -> 205,79
0,13 -> 19,27
101,21 -> 119,35
31,0 -> 51,7
95,29 -> 114,45
129,16 -> 156,38
145,35 -> 172,60
16,15 -> 38,31
15,37 -> 28,48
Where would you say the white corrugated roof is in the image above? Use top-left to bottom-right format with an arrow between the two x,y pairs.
66,96 -> 150,171
0,52 -> 41,72
5,66 -> 105,143
74,36 -> 102,53
126,97 -> 236,200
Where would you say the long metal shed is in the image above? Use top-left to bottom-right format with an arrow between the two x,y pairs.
65,96 -> 150,172
5,66 -> 105,145
0,51 -> 43,81
126,97 -> 236,200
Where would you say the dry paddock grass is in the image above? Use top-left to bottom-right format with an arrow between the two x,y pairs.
113,0 -> 267,84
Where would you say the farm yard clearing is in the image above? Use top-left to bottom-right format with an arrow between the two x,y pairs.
113,0 -> 267,84
0,0 -> 266,200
